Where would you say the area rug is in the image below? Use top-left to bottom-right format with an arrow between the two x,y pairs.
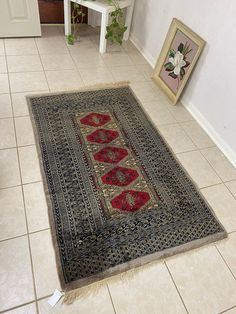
28,84 -> 226,301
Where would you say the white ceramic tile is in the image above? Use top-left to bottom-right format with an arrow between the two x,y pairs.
223,307 -> 236,314
130,82 -> 161,103
0,74 -> 10,93
0,236 -> 35,312
0,94 -> 12,118
18,145 -> 41,184
142,99 -> 170,112
12,92 -> 29,116
158,124 -> 196,153
5,38 -> 38,56
168,104 -> 194,122
11,91 -> 49,117
109,263 -> 187,314
0,118 -> 16,149
35,38 -> 69,55
142,101 -> 176,126
23,182 -> 50,233
217,232 -> 236,278
2,303 -> 37,314
66,38 -> 95,54
38,286 -> 115,314
110,65 -> 146,82
225,180 -> 236,198
201,147 -> 236,182
181,120 -> 215,149
15,116 -> 35,146
45,70 -> 84,91
9,72 -> 48,93
72,50 -> 106,69
0,148 -> 21,189
106,42 -> 124,53
41,25 -> 63,39
166,246 -> 236,314
201,184 -> 236,233
176,151 -> 221,188
0,186 -> 26,241
40,54 -> 74,71
127,50 -> 149,65
80,67 -> 113,85
7,55 -> 43,73
0,56 -> 7,73
136,64 -> 154,81
30,229 -> 61,298
0,39 -> 4,55
102,52 -> 133,67
122,40 -> 137,52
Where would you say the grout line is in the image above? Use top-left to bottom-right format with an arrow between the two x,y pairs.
165,262 -> 189,314
107,284 -> 117,314
1,25 -> 236,313
0,301 -> 36,314
219,305 -> 236,314
224,182 -> 236,201
215,245 -> 236,281
0,233 -> 27,243
199,182 -> 226,190
33,38 -> 50,94
0,180 -> 42,192
3,40 -> 39,314
0,228 -> 51,244
228,230 -> 236,235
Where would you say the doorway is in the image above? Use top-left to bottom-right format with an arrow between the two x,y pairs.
38,0 -> 88,24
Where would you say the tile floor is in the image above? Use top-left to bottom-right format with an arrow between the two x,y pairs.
0,25 -> 236,314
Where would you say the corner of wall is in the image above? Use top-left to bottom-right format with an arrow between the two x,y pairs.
129,31 -> 236,168
182,95 -> 236,168
129,32 -> 156,68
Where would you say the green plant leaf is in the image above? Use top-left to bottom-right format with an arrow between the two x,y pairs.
178,43 -> 184,53
169,72 -> 177,79
67,34 -> 75,45
183,61 -> 190,68
164,62 -> 175,71
180,68 -> 185,80
169,49 -> 175,58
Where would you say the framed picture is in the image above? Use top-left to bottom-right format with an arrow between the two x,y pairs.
153,18 -> 206,104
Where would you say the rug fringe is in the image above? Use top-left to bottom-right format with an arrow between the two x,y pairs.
26,81 -> 130,100
77,81 -> 130,91
63,266 -> 144,305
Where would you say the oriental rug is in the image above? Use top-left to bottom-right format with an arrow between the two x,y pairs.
28,84 -> 226,297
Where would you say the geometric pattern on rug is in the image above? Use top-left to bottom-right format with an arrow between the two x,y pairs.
28,87 -> 226,290
74,110 -> 159,216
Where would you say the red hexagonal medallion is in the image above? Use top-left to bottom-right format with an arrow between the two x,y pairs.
80,113 -> 111,127
111,190 -> 150,212
87,129 -> 119,144
102,167 -> 139,187
94,147 -> 128,164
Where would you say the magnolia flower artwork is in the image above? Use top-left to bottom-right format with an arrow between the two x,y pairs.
153,19 -> 205,104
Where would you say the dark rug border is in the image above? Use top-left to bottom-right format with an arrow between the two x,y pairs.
27,85 -> 227,293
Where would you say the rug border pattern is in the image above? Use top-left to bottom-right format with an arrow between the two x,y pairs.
27,83 -> 227,293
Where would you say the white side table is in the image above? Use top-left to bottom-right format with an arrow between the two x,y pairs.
64,0 -> 135,53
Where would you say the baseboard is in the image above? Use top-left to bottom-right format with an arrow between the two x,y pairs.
129,32 -> 236,167
129,32 -> 156,68
182,95 -> 236,167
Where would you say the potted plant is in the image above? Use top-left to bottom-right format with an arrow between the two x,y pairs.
105,0 -> 127,45
67,0 -> 127,46
66,3 -> 85,45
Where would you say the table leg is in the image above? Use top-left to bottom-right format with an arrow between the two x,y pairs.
100,12 -> 109,54
124,0 -> 135,41
64,0 -> 71,35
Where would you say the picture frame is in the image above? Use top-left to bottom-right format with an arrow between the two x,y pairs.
153,18 -> 206,104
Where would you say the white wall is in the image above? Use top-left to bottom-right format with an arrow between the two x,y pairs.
130,0 -> 236,166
